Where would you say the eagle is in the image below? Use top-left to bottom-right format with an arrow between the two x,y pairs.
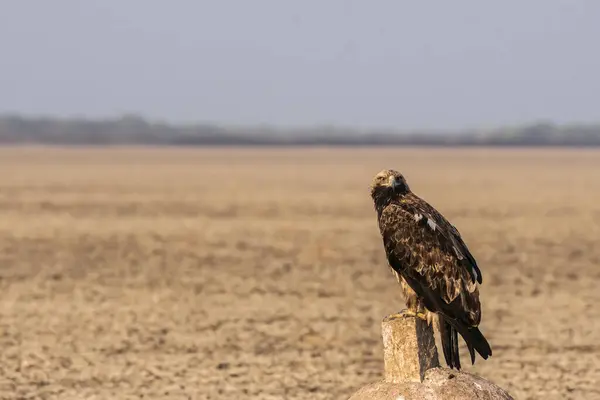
370,168 -> 492,370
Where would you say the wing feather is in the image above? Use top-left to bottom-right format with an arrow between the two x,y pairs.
378,195 -> 481,325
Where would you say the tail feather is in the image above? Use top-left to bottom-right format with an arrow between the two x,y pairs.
440,317 -> 492,369
439,318 -> 462,370
439,319 -> 453,368
465,337 -> 476,365
454,322 -> 492,362
451,325 -> 462,369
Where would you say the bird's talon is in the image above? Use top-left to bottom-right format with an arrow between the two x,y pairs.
415,311 -> 429,322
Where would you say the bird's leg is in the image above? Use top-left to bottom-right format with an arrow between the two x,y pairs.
384,308 -> 419,321
402,309 -> 429,322
407,295 -> 429,322
416,299 -> 434,324
386,299 -> 428,322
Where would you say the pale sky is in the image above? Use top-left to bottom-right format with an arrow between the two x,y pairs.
1,1 -> 599,130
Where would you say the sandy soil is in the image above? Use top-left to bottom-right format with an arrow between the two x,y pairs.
0,147 -> 599,400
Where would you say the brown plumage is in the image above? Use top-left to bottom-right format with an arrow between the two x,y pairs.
370,169 -> 491,370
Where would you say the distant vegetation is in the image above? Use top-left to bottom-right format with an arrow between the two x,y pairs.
1,114 -> 599,146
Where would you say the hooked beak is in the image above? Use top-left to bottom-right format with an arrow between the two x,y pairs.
388,175 -> 399,190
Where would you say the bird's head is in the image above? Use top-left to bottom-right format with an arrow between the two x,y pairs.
370,169 -> 410,207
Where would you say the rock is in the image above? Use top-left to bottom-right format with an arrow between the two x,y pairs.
348,311 -> 514,400
348,367 -> 514,400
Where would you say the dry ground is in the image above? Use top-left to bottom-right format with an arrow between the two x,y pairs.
0,147 -> 599,400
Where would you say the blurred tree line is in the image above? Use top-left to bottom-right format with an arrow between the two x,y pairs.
0,114 -> 599,146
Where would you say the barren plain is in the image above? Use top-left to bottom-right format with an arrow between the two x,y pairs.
0,147 -> 599,399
